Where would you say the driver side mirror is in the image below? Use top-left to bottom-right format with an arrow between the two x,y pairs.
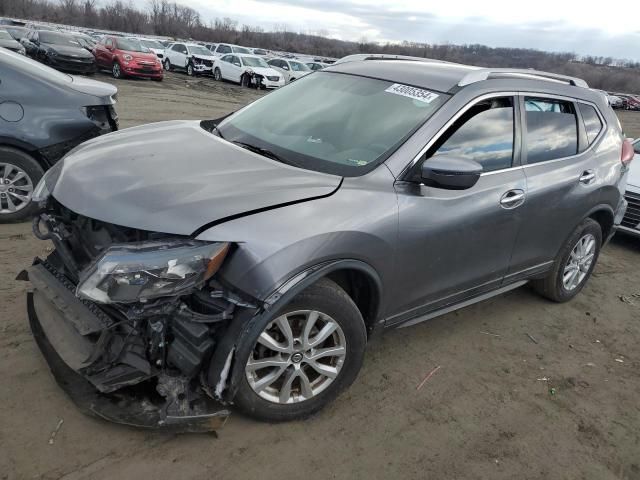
421,155 -> 483,190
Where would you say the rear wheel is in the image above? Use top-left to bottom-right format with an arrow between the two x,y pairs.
532,218 -> 602,302
0,147 -> 44,223
234,278 -> 367,422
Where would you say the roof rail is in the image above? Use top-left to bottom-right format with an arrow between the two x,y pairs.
458,68 -> 589,88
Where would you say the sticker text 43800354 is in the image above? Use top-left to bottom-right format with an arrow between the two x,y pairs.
385,83 -> 439,103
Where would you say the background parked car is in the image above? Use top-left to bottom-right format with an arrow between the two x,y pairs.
251,47 -> 269,56
266,57 -> 312,83
607,94 -> 624,109
0,28 -> 26,55
213,53 -> 284,88
137,38 -> 166,60
0,49 -> 117,222
69,32 -> 97,52
211,43 -> 252,56
306,61 -> 327,71
94,36 -> 163,80
202,42 -> 217,52
21,29 -> 96,74
164,42 -> 216,76
619,139 -> 640,237
4,25 -> 28,42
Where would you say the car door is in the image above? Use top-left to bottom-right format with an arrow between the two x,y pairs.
228,55 -> 242,82
389,95 -> 526,326
505,95 -> 602,278
96,38 -> 111,67
218,55 -> 232,79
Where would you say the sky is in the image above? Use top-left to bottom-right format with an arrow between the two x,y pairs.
188,0 -> 640,60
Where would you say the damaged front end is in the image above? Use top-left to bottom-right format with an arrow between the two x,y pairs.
20,198 -> 259,432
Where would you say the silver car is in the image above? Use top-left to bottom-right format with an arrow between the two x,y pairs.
23,60 -> 631,429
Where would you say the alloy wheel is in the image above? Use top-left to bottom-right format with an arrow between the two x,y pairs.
245,310 -> 347,404
214,68 -> 221,81
0,163 -> 34,214
187,64 -> 193,76
163,59 -> 171,71
112,63 -> 121,78
563,233 -> 596,291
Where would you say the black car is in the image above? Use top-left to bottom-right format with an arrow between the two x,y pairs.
0,49 -> 117,222
0,28 -> 26,54
21,29 -> 96,74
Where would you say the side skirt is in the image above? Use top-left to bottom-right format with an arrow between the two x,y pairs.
395,280 -> 528,329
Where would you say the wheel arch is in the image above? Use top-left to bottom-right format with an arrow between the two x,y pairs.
586,204 -> 615,241
0,141 -> 50,170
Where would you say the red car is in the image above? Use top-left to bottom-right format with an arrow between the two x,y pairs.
93,36 -> 163,81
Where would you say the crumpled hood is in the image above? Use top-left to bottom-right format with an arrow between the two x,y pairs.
51,121 -> 342,235
247,66 -> 281,77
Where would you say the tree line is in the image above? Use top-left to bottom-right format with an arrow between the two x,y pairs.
2,0 -> 640,93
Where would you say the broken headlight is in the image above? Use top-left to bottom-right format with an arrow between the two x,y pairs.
76,240 -> 229,304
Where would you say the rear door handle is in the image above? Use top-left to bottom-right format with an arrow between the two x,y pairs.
579,170 -> 595,184
500,189 -> 526,209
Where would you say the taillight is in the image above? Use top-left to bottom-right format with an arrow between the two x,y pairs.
621,138 -> 634,166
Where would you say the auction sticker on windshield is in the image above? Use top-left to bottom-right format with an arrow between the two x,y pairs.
385,84 -> 439,103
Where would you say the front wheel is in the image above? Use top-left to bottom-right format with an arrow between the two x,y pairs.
233,278 -> 367,422
0,147 -> 44,223
186,62 -> 194,76
213,67 -> 222,81
112,61 -> 122,79
532,218 -> 602,302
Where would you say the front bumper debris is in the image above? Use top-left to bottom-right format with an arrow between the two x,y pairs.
24,261 -> 230,432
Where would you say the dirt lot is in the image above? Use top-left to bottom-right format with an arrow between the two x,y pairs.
1,72 -> 639,480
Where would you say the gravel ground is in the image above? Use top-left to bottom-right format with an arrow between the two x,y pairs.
1,72 -> 639,480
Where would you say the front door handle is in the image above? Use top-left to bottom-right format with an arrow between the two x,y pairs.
500,189 -> 526,209
579,170 -> 595,184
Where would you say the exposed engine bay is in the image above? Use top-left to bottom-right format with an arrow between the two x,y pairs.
22,198 -> 260,431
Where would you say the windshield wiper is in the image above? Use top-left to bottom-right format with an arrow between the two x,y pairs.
212,124 -> 225,139
232,141 -> 298,167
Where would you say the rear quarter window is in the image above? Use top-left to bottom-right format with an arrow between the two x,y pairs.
578,103 -> 603,145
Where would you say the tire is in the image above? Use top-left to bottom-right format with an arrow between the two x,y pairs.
234,278 -> 367,422
531,218 -> 602,302
241,74 -> 250,87
213,67 -> 222,81
112,61 -> 122,79
0,147 -> 44,223
187,62 -> 194,76
163,59 -> 171,71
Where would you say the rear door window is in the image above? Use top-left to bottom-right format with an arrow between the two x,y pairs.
524,97 -> 578,163
578,103 -> 603,145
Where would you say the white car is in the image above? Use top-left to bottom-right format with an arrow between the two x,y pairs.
266,58 -> 311,83
137,38 -> 167,60
306,61 -> 327,71
213,54 -> 284,89
163,42 -> 216,76
619,139 -> 640,237
211,43 -> 252,57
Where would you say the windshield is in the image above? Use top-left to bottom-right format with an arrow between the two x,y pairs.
242,56 -> 269,68
189,45 -> 212,56
40,32 -> 81,47
116,38 -> 149,52
6,27 -> 26,39
0,30 -> 13,40
140,39 -> 163,49
289,61 -> 310,72
234,46 -> 251,54
218,72 -> 449,176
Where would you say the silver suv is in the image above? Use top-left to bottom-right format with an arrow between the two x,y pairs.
23,60 -> 632,429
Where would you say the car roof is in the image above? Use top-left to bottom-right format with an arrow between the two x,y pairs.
326,59 -> 599,100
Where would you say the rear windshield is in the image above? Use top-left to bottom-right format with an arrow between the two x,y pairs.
233,46 -> 251,54
218,72 -> 449,176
